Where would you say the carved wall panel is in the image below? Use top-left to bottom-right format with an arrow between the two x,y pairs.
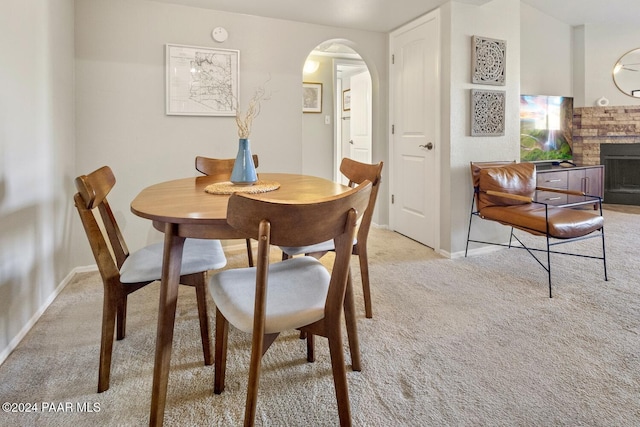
471,89 -> 505,136
472,35 -> 506,86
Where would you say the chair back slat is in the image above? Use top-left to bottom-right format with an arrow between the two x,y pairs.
339,158 -> 383,245
74,166 -> 129,271
227,181 -> 371,248
195,155 -> 259,181
323,211 -> 358,318
74,165 -> 116,209
340,157 -> 382,187
74,192 -> 121,283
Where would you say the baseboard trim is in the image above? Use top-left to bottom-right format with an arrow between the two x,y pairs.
0,265 -> 97,366
448,244 -> 508,259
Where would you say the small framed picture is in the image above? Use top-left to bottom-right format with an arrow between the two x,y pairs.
303,82 -> 322,113
342,89 -> 351,111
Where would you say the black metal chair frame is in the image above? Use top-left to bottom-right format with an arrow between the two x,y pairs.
465,188 -> 608,298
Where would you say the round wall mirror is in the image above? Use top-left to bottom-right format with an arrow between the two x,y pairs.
613,48 -> 640,98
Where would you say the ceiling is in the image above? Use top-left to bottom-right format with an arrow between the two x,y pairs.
146,0 -> 640,32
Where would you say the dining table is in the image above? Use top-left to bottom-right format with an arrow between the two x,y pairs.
130,173 -> 353,426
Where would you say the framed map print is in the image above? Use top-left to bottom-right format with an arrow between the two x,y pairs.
166,44 -> 239,116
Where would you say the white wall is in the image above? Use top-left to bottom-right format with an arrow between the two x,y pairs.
73,0 -> 389,267
520,3 -> 572,97
519,4 -> 640,109
301,54 -> 334,180
577,24 -> 640,108
439,0 -> 521,256
0,0 -> 76,363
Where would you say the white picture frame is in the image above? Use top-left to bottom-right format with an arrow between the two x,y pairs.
302,82 -> 323,113
165,44 -> 239,116
342,89 -> 351,111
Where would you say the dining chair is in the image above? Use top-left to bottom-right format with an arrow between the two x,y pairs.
74,165 -> 227,392
209,180 -> 372,426
280,158 -> 383,318
195,155 -> 259,267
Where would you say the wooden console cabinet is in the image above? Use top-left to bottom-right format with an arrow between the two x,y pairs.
535,165 -> 604,207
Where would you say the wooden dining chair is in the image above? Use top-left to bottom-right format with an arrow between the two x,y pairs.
195,155 -> 259,266
208,181 -> 372,426
280,158 -> 383,318
74,165 -> 227,392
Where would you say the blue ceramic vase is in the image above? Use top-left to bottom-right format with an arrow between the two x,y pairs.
230,138 -> 258,185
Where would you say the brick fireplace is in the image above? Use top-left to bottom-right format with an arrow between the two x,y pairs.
573,106 -> 640,165
573,106 -> 640,205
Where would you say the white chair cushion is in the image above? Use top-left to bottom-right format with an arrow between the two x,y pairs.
280,238 -> 356,257
120,238 -> 227,283
279,239 -> 335,256
208,257 -> 330,334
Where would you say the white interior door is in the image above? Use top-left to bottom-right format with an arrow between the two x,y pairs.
390,11 -> 439,249
334,60 -> 371,184
349,70 -> 372,164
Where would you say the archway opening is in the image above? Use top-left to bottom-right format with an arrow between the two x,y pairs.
301,41 -> 372,183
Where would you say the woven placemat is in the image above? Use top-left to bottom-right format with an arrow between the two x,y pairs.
204,180 -> 280,195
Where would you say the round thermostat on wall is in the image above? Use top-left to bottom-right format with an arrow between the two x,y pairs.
212,27 -> 228,42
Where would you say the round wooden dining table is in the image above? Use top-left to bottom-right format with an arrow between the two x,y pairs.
130,173 -> 352,426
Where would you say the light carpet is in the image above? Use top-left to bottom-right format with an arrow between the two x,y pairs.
0,208 -> 638,426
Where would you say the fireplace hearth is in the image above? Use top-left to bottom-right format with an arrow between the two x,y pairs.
600,143 -> 640,205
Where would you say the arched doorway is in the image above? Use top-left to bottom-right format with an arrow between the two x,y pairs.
302,41 -> 372,184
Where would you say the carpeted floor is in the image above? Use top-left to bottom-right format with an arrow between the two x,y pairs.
0,207 -> 638,426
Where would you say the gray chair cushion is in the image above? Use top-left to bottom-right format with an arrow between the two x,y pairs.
209,257 -> 330,334
120,238 -> 226,283
280,238 -> 356,256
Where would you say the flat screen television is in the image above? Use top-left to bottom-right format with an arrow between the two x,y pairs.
520,95 -> 573,162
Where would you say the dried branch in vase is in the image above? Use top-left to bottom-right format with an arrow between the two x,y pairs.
235,77 -> 271,139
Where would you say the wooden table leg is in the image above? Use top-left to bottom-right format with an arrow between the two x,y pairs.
149,224 -> 185,427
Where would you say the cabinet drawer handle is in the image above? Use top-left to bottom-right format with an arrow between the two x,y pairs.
546,179 -> 562,183
545,197 -> 562,201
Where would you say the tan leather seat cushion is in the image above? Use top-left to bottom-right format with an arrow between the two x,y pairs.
479,204 -> 604,239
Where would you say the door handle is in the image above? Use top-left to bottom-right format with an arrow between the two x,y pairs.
419,142 -> 434,150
